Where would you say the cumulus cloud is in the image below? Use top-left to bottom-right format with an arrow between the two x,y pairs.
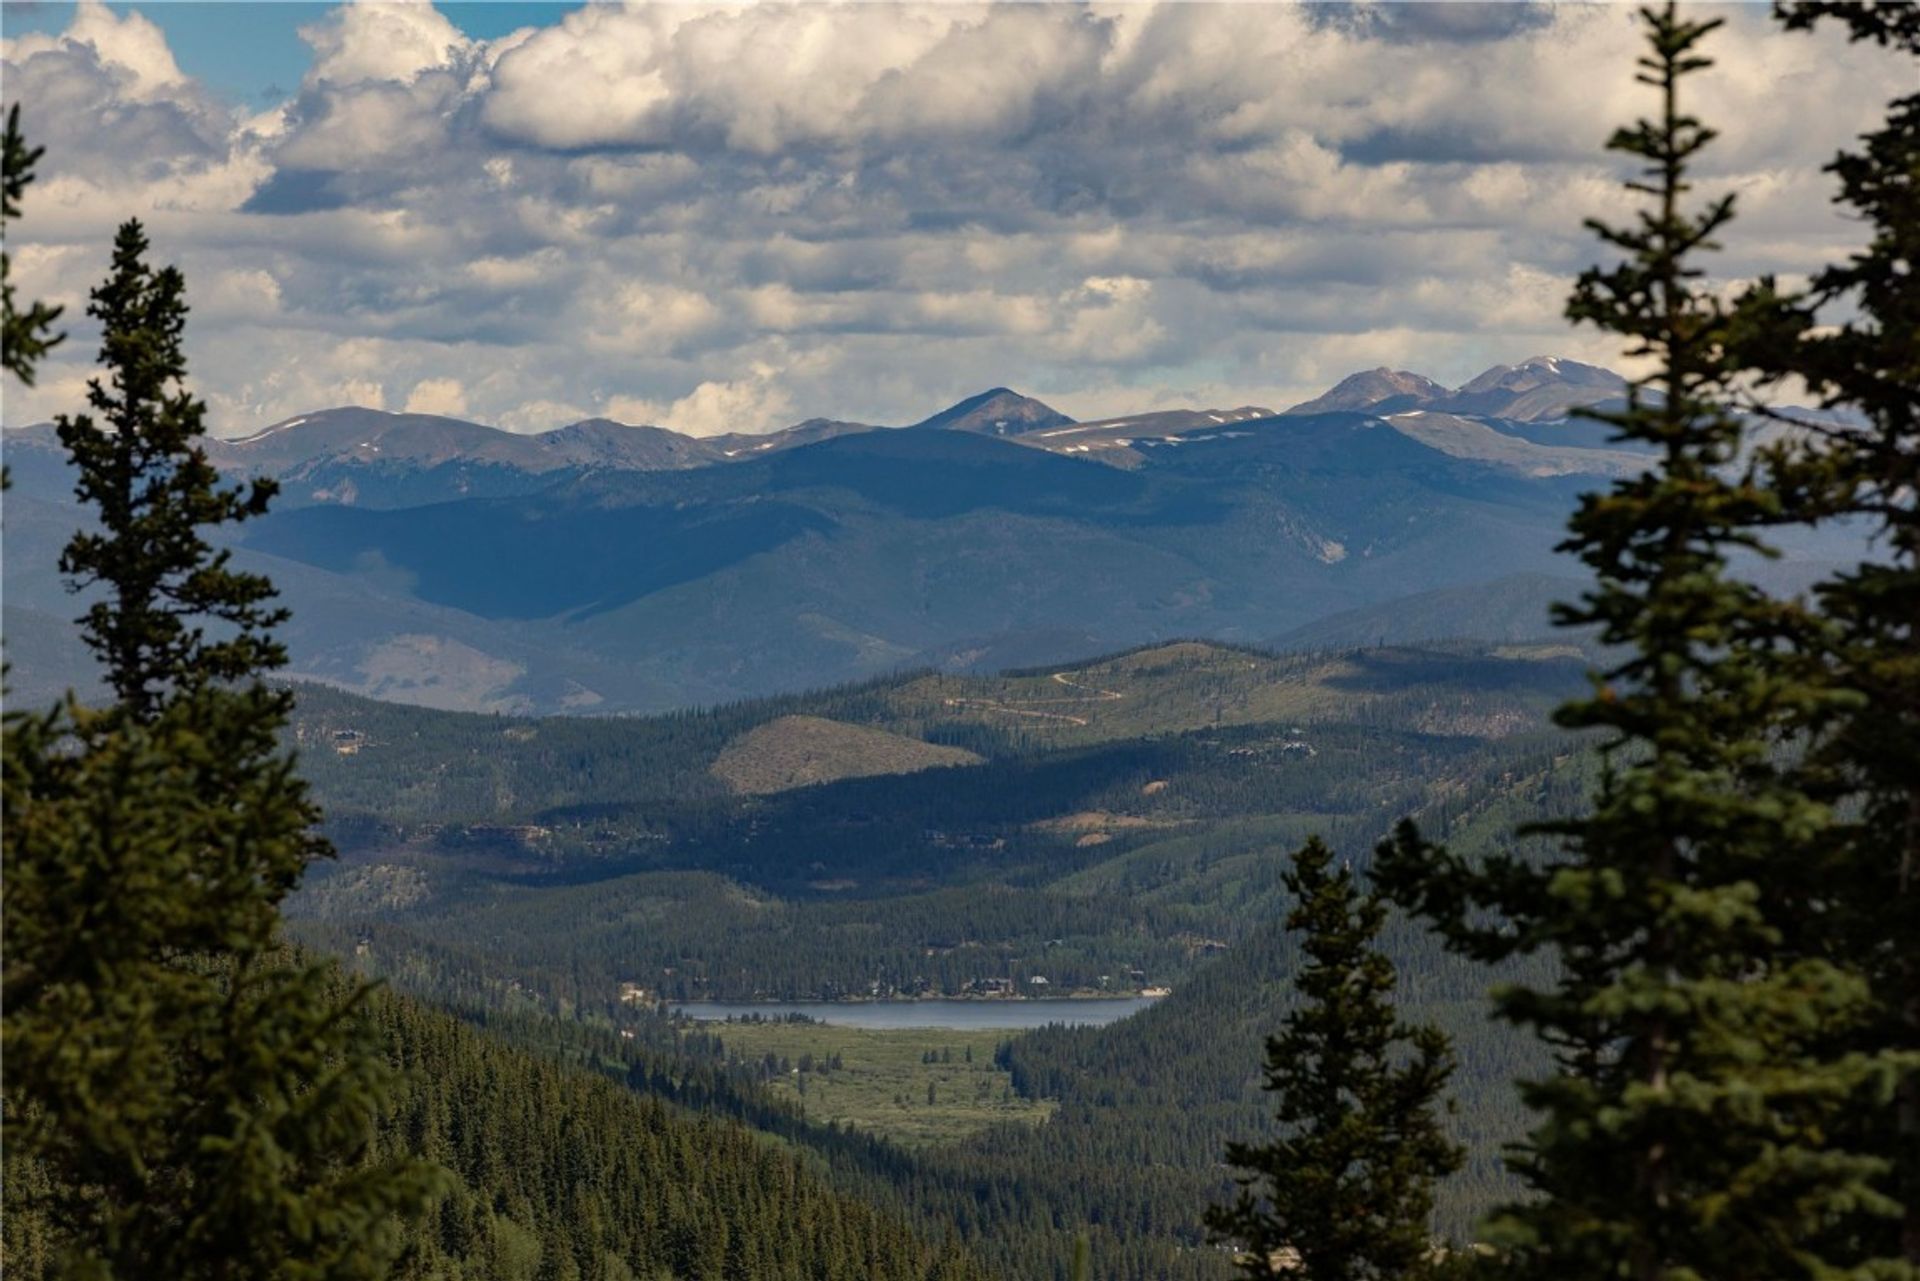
300,1 -> 471,87
4,0 -> 187,98
2,1 -> 1911,435
608,365 -> 796,438
480,5 -> 679,150
403,376 -> 467,416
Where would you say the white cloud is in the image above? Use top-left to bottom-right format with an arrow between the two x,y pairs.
666,374 -> 794,438
480,5 -> 679,150
3,0 -> 186,98
275,79 -> 455,168
403,376 -> 467,416
300,0 -> 471,87
609,365 -> 797,438
196,267 -> 285,322
588,281 -> 725,356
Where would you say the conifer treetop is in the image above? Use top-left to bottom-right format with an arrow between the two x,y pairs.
1209,836 -> 1460,1281
56,221 -> 287,722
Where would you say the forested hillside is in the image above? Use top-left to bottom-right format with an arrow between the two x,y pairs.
275,639 -> 1598,1281
366,986 -> 987,1281
284,640 -> 1588,1000
5,971 -> 988,1281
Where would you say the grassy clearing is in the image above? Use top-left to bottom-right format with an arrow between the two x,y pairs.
709,714 -> 983,795
698,1020 -> 1053,1147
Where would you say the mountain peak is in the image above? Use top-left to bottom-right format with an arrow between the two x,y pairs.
1447,356 -> 1625,420
1457,355 -> 1619,395
213,406 -> 514,470
911,388 -> 1074,437
1284,368 -> 1448,417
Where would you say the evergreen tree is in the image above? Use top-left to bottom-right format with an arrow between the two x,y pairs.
1207,836 -> 1460,1281
55,222 -> 286,721
1378,7 -> 1889,1279
3,220 -> 438,1278
0,100 -> 66,1281
1730,4 -> 1920,1268
2,104 -> 63,385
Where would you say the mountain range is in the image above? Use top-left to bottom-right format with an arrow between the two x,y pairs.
1,356 -> 1854,714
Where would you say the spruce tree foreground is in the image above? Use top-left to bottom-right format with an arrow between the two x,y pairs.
1,185 -> 439,1276
1733,3 -> 1920,1267
1,105 -> 62,387
1207,836 -> 1461,1281
1374,5 -> 1918,1280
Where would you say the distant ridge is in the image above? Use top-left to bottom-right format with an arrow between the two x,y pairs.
9,357 -> 1857,718
1285,356 -> 1627,423
1270,573 -> 1588,651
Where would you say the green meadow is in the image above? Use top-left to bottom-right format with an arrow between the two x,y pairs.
700,1020 -> 1055,1147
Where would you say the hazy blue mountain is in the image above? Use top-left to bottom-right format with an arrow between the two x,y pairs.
1271,572 -> 1587,651
5,366 -> 1849,716
207,416 -> 1591,710
1370,411 -> 1646,477
0,605 -> 107,709
1010,405 -> 1275,467
529,418 -> 727,470
706,417 -> 880,457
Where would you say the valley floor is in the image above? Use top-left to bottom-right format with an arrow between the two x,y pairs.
691,1020 -> 1054,1147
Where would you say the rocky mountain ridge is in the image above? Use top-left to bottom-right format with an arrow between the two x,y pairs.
4,354 -> 1628,493
1283,355 -> 1626,422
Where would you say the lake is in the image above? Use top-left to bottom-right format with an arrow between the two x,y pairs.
669,996 -> 1163,1031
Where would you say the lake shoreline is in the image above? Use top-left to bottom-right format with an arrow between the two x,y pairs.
672,991 -> 1165,1006
667,994 -> 1165,1031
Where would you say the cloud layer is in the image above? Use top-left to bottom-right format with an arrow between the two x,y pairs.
3,1 -> 1909,435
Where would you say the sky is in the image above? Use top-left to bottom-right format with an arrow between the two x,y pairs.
0,1 -> 1909,438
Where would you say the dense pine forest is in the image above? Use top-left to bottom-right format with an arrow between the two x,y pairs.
8,974 -> 991,1281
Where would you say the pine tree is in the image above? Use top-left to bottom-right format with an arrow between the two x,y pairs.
3,220 -> 439,1278
1729,4 -> 1920,1269
1377,7 -> 1889,1279
1207,836 -> 1460,1281
0,103 -> 66,1281
55,222 -> 286,722
2,104 -> 63,385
